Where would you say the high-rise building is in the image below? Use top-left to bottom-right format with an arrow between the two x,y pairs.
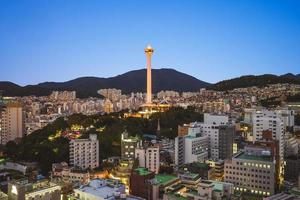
202,114 -> 234,160
285,134 -> 299,157
224,145 -> 276,196
69,134 -> 99,170
175,114 -> 234,163
252,110 -> 285,180
50,91 -> 76,101
244,108 -> 294,128
135,145 -> 160,174
175,127 -> 209,166
121,131 -> 139,160
0,101 -> 24,145
284,155 -> 300,184
218,125 -> 235,160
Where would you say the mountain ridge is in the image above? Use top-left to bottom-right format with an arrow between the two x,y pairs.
0,68 -> 210,98
0,69 -> 299,98
209,73 -> 300,91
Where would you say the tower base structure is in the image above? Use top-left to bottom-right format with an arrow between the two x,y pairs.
138,102 -> 171,118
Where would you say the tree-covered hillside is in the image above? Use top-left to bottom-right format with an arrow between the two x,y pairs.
3,107 -> 203,174
209,74 -> 300,91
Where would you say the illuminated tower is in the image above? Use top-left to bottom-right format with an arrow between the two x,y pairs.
144,45 -> 154,105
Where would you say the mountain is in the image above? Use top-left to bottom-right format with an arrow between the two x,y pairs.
0,68 -> 210,98
0,82 -> 51,97
280,73 -> 300,81
209,74 -> 300,91
1,69 -> 299,97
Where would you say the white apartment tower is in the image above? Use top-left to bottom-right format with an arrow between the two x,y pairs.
135,146 -> 160,174
69,134 -> 99,170
0,102 -> 24,145
244,108 -> 294,128
175,113 -> 235,166
175,127 -> 209,166
252,110 -> 285,177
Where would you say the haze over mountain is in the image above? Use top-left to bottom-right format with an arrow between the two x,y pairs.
0,69 -> 299,98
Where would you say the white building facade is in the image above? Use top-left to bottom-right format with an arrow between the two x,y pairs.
135,146 -> 160,174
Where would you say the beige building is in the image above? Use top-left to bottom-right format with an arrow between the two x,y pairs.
163,180 -> 234,200
224,146 -> 276,196
52,162 -> 90,184
0,102 -> 24,145
8,179 -> 61,200
69,134 -> 99,170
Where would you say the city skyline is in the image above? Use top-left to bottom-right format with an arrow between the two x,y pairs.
0,1 -> 300,199
1,0 -> 300,85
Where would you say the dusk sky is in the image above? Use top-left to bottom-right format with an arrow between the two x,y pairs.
0,0 -> 300,85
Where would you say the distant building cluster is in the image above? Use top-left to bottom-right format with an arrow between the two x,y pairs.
0,82 -> 298,138
0,81 -> 300,199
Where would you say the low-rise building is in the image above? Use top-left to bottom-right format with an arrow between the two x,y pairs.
52,162 -> 90,184
163,180 -> 234,200
182,162 -> 213,180
178,171 -> 201,188
8,179 -> 61,200
69,179 -> 144,200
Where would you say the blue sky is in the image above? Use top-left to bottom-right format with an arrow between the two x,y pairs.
0,0 -> 300,85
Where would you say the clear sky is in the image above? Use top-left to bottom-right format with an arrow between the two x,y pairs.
0,0 -> 300,85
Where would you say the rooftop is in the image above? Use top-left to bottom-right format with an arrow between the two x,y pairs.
179,172 -> 200,180
193,162 -> 210,169
155,174 -> 178,186
235,152 -> 273,162
165,193 -> 188,200
134,167 -> 152,176
74,179 -> 125,199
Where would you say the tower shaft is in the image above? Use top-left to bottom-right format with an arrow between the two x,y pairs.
146,53 -> 152,104
144,45 -> 154,105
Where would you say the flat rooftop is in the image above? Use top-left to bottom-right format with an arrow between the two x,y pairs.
165,193 -> 188,200
192,162 -> 210,169
235,152 -> 273,162
155,174 -> 178,185
134,167 -> 152,176
75,179 -> 124,199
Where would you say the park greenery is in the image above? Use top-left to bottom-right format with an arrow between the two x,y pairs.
3,107 -> 203,174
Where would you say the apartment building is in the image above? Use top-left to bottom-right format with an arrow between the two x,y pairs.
69,134 -> 99,170
121,131 -> 139,160
135,146 -> 160,174
0,102 -> 24,145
